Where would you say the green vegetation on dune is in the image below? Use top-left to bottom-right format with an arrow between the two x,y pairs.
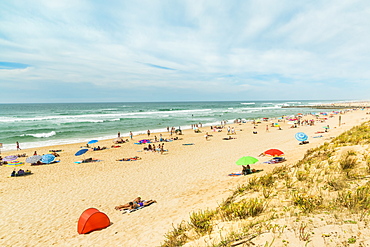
161,121 -> 370,247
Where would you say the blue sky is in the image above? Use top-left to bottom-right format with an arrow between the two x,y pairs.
1,0 -> 370,103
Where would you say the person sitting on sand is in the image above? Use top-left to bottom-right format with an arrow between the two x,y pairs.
242,165 -> 252,175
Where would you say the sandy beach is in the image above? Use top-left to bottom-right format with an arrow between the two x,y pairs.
1,106 -> 369,246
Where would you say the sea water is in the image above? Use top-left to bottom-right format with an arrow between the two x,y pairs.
0,100 -> 337,151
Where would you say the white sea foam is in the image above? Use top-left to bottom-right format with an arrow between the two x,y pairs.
21,131 -> 56,138
240,102 -> 255,105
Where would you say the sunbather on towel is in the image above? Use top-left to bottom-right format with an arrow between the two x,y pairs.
134,197 -> 157,207
115,197 -> 156,210
115,201 -> 138,210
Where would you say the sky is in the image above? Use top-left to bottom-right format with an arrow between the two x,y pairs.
1,0 -> 370,103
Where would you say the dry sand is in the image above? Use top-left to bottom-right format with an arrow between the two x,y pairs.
1,107 -> 369,246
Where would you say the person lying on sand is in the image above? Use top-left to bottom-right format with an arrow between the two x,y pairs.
116,156 -> 142,161
51,152 -> 60,157
82,158 -> 93,163
115,197 -> 156,210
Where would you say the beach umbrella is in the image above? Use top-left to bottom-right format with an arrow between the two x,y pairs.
3,155 -> 18,162
26,155 -> 42,164
264,149 -> 284,157
87,140 -> 98,145
41,154 -> 55,164
295,132 -> 308,142
4,160 -> 24,167
236,156 -> 259,166
75,149 -> 88,156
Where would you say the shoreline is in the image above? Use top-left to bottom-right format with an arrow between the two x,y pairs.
0,102 -> 352,153
1,104 -> 369,246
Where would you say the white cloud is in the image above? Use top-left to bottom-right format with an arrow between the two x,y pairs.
1,0 -> 370,102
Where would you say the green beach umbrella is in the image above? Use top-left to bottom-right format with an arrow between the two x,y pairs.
236,156 -> 259,166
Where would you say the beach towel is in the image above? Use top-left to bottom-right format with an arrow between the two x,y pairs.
228,170 -> 263,176
182,143 -> 195,145
228,173 -> 242,176
117,159 -> 137,161
31,161 -> 60,166
74,160 -> 102,164
122,206 -> 144,214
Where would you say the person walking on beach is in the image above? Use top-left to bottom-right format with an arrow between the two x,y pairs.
118,131 -> 120,137
266,125 -> 269,132
147,130 -> 150,137
16,141 -> 21,150
130,131 -> 133,140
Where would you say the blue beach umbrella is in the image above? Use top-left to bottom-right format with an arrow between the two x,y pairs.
87,140 -> 98,144
75,149 -> 88,156
41,154 -> 55,164
295,132 -> 308,142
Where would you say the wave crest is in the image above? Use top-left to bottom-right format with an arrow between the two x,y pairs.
21,131 -> 56,138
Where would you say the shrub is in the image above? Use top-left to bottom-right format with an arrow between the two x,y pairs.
292,192 -> 323,213
189,209 -> 216,235
220,198 -> 265,221
161,222 -> 188,247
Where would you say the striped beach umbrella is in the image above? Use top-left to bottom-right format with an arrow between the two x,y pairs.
3,155 -> 18,162
295,132 -> 308,142
4,160 -> 24,167
41,154 -> 55,164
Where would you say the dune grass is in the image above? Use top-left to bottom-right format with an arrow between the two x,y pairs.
161,121 -> 370,247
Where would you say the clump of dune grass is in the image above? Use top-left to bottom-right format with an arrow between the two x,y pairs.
219,198 -> 265,221
339,151 -> 358,178
292,192 -> 323,213
336,183 -> 370,212
161,222 -> 189,247
189,209 -> 216,235
326,176 -> 348,191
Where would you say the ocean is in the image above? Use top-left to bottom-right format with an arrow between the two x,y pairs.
0,100 -> 338,151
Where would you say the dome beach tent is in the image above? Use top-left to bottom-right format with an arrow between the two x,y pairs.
77,208 -> 110,234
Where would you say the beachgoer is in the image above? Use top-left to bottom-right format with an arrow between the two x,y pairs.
242,165 -> 252,175
16,141 -> 21,150
130,131 -> 133,139
266,125 -> 269,132
115,201 -> 138,210
147,130 -> 150,137
33,151 -> 37,156
118,131 -> 120,137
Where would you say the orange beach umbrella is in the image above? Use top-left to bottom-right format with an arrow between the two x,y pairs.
263,149 -> 284,157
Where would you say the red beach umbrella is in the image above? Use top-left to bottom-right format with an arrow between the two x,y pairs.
263,149 -> 284,157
